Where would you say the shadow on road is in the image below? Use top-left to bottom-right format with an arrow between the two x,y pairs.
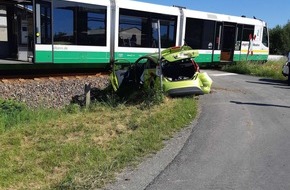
230,101 -> 290,109
246,78 -> 290,89
246,78 -> 289,86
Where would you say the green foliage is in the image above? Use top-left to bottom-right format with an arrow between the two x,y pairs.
0,99 -> 28,132
0,80 -> 196,190
53,97 -> 197,189
101,93 -> 123,108
0,94 -> 198,189
0,99 -> 27,115
222,60 -> 286,80
64,103 -> 81,114
269,20 -> 290,55
0,99 -> 63,133
93,82 -> 165,109
140,88 -> 165,108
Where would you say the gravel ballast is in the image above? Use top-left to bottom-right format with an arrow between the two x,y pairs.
0,76 -> 110,109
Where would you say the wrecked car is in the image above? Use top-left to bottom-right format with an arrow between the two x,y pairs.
110,46 -> 213,96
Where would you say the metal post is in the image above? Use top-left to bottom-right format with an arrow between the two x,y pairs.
288,62 -> 290,86
157,20 -> 163,91
85,83 -> 91,108
288,52 -> 290,86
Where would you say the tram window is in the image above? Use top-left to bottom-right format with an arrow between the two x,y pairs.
153,19 -> 176,48
119,9 -> 176,48
202,20 -> 214,49
119,14 -> 146,47
214,22 -> 222,50
39,2 -> 51,44
185,18 -> 215,50
54,1 -> 106,46
262,27 -> 269,47
77,6 -> 106,46
0,6 -> 8,42
242,25 -> 254,41
54,2 -> 74,45
235,24 -> 243,50
185,18 -> 202,49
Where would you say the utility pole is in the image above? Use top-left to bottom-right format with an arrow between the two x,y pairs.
288,52 -> 290,86
152,20 -> 163,91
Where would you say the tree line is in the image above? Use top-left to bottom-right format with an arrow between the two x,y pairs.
269,20 -> 290,55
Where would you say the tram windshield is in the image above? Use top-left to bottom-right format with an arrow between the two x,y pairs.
262,26 -> 269,47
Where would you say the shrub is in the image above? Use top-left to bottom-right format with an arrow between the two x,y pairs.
0,99 -> 28,132
0,99 -> 27,115
222,60 -> 286,80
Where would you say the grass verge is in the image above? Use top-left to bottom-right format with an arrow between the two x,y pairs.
0,93 -> 198,189
221,59 -> 287,80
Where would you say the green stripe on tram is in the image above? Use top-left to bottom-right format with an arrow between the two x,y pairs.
114,52 -> 148,63
239,54 -> 268,61
35,50 -> 268,64
35,51 -> 53,63
35,50 -> 110,64
114,52 -> 216,63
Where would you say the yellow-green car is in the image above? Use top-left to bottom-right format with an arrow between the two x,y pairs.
110,46 -> 213,96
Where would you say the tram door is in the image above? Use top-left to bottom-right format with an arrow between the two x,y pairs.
0,4 -> 9,59
17,4 -> 34,62
35,0 -> 52,63
220,22 -> 237,62
213,22 -> 222,62
234,24 -> 243,61
0,2 -> 33,62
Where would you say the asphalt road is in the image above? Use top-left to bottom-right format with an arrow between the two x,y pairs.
105,70 -> 290,190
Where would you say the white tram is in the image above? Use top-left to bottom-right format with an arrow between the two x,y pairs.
0,0 -> 269,68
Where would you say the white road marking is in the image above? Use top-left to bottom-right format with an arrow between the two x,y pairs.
210,73 -> 238,77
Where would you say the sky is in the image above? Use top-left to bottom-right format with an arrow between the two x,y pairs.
133,0 -> 290,29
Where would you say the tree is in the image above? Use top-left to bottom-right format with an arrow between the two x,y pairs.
283,20 -> 290,53
269,20 -> 290,55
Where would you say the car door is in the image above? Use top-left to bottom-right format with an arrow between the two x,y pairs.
110,60 -> 132,91
110,56 -> 159,92
142,58 -> 159,90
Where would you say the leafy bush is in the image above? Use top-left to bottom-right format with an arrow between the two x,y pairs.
0,99 -> 27,115
222,60 -> 286,80
269,21 -> 290,55
0,99 -> 28,132
141,88 -> 165,108
64,103 -> 81,114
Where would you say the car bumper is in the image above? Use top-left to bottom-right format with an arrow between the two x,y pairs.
163,72 -> 212,96
166,86 -> 204,96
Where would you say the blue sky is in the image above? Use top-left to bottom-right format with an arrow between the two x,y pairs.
134,0 -> 290,29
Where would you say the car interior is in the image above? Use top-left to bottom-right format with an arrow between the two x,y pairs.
162,58 -> 197,81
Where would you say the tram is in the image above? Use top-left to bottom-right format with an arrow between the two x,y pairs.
0,0 -> 269,70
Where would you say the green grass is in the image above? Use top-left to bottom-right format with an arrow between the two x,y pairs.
0,99 -> 63,133
222,59 -> 287,80
0,93 -> 198,189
